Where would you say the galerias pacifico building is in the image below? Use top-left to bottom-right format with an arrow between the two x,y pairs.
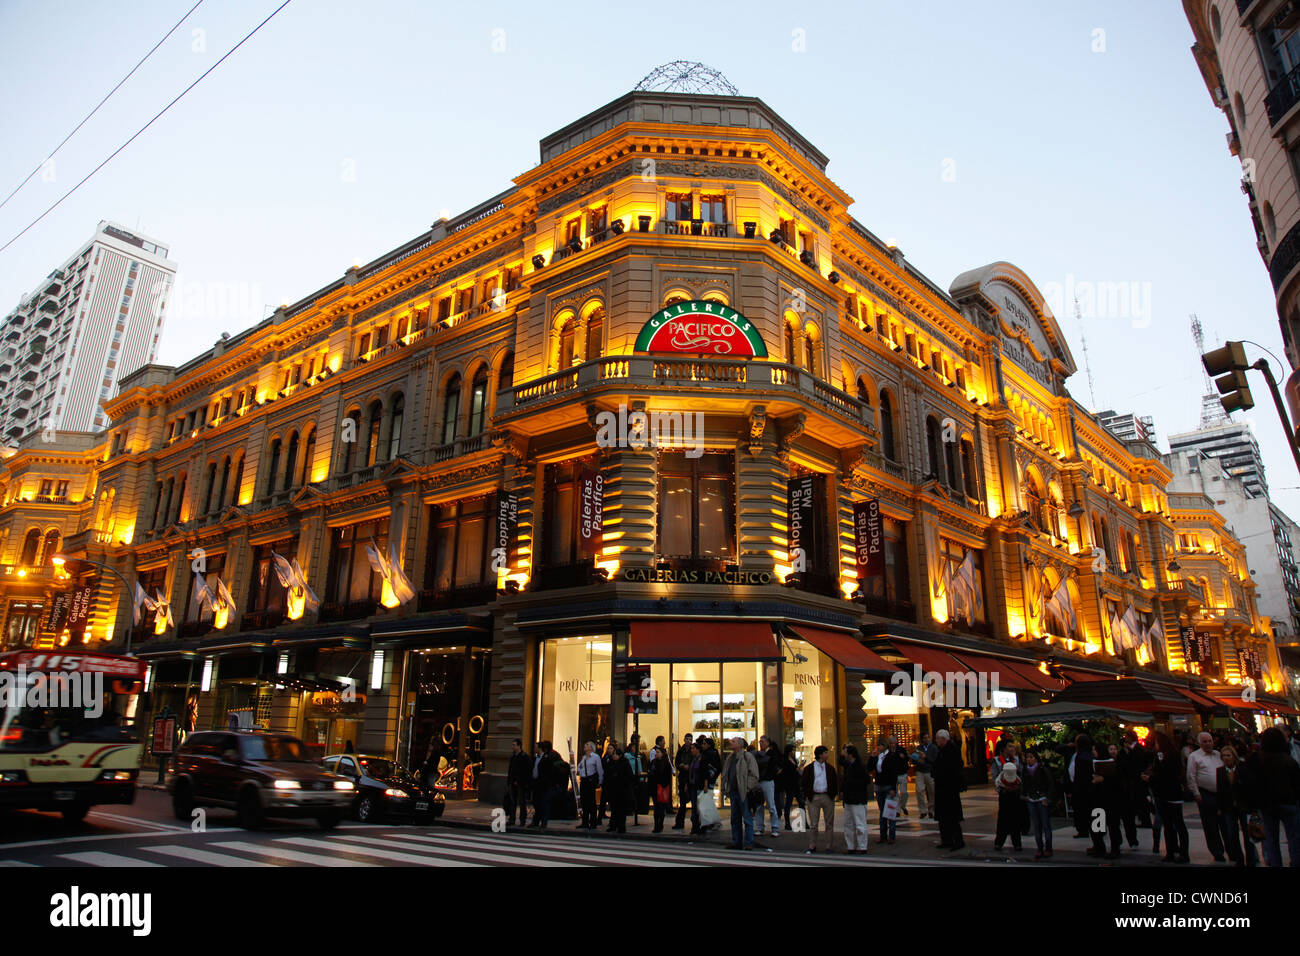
1,70 -> 1293,799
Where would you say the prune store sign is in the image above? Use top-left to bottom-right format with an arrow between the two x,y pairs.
633,301 -> 768,357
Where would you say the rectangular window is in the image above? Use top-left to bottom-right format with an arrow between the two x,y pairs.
542,463 -> 579,567
184,553 -> 227,624
657,451 -> 736,563
586,206 -> 607,236
326,520 -> 388,606
665,193 -> 692,222
700,194 -> 726,223
437,296 -> 451,321
504,265 -> 522,292
426,498 -> 491,592
247,539 -> 296,616
862,517 -> 911,608
564,217 -> 582,244
939,538 -> 985,626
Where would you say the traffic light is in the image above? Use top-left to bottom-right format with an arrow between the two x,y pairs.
1202,341 -> 1255,414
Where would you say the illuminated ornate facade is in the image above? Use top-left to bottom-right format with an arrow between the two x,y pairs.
0,88 -> 1293,798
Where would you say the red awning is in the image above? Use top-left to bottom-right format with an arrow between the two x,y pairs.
1059,667 -> 1114,683
788,626 -> 900,675
1003,660 -> 1061,692
889,641 -> 969,676
950,652 -> 1040,692
1175,688 -> 1223,711
1085,698 -> 1196,715
628,621 -> 780,662
1208,693 -> 1300,716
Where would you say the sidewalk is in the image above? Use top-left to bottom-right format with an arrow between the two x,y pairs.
436,784 -> 1235,866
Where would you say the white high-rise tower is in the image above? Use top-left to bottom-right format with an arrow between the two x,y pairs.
0,221 -> 175,439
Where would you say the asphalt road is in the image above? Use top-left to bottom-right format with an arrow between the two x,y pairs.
0,787 -> 1233,867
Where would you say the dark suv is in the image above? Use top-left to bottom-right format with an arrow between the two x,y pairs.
167,731 -> 355,829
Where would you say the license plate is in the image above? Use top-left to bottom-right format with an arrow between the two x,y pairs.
415,801 -> 429,811
54,790 -> 75,802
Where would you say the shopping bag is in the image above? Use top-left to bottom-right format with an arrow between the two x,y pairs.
882,796 -> 900,820
697,789 -> 720,827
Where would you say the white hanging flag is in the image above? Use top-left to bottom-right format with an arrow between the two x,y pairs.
154,589 -> 174,632
365,536 -> 416,608
132,581 -> 156,626
271,550 -> 320,617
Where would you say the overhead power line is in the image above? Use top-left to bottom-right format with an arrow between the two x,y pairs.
0,0 -> 205,213
0,0 -> 294,257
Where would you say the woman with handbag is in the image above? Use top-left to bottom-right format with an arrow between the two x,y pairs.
649,743 -> 674,833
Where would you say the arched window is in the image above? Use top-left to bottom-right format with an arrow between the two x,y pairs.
804,336 -> 818,377
1234,91 -> 1247,129
265,440 -> 281,496
1211,4 -> 1222,40
944,433 -> 960,491
585,307 -> 604,361
498,352 -> 514,392
150,479 -> 164,529
231,456 -> 244,506
173,473 -> 186,523
387,396 -> 404,459
160,478 -> 174,528
19,529 -> 41,565
468,369 -> 488,436
925,416 -> 942,482
301,427 -> 317,485
40,530 -> 60,565
283,431 -> 299,491
217,457 -> 231,511
856,377 -> 872,404
1264,202 -> 1277,244
557,317 -> 576,370
784,323 -> 797,365
1023,470 -> 1046,532
341,409 -> 362,472
960,438 -> 978,499
203,461 -> 219,513
441,376 -> 461,446
879,390 -> 897,461
365,401 -> 382,466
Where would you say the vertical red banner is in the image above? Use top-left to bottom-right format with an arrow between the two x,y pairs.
854,498 -> 884,580
578,468 -> 604,555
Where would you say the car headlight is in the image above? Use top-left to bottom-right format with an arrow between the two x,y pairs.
334,780 -> 355,791
0,771 -> 26,783
383,787 -> 407,797
97,769 -> 134,782
273,780 -> 301,790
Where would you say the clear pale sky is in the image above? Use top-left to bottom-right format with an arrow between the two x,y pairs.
2,0 -> 1295,519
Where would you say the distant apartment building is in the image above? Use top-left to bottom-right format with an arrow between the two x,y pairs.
1096,409 -> 1157,445
1166,448 -> 1300,640
1183,1 -> 1300,417
1168,419 -> 1268,498
0,221 -> 175,440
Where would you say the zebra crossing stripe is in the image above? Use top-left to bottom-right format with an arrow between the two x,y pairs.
328,832 -> 586,867
58,851 -> 163,867
142,845 -> 277,866
212,841 -> 379,867
276,836 -> 488,867
397,832 -> 696,867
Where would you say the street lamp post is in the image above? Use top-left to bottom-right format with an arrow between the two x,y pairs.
50,553 -> 136,656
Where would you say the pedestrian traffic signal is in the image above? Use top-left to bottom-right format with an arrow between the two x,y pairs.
1201,341 -> 1255,414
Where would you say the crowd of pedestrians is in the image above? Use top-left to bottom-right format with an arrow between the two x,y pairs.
500,723 -> 1300,865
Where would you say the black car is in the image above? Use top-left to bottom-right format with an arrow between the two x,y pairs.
167,731 -> 355,829
324,754 -> 445,823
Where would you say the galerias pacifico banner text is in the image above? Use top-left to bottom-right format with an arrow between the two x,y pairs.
853,498 -> 883,579
577,470 -> 604,555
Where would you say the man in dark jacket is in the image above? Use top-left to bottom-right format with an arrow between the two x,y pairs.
932,729 -> 965,851
672,733 -> 694,830
801,745 -> 839,853
1122,730 -> 1152,829
841,744 -> 871,854
505,737 -> 532,827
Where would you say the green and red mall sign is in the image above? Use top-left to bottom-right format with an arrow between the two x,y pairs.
634,300 -> 767,358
